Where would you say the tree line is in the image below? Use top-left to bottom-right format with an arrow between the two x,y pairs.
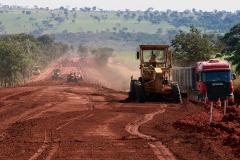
74,23 -> 240,74
77,44 -> 114,67
1,6 -> 240,36
171,24 -> 240,74
51,31 -> 173,52
0,34 -> 69,88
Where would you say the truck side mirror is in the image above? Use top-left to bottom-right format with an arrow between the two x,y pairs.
136,51 -> 139,59
196,73 -> 201,81
196,74 -> 199,81
232,73 -> 236,80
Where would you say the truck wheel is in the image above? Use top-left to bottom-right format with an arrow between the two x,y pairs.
134,81 -> 146,103
171,83 -> 182,103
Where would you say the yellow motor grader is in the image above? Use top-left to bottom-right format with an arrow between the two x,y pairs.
129,44 -> 182,103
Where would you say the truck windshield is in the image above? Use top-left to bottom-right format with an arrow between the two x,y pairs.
202,70 -> 231,82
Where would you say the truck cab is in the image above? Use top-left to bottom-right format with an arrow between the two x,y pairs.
196,59 -> 236,104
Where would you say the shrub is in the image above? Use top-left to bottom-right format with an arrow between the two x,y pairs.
94,47 -> 114,67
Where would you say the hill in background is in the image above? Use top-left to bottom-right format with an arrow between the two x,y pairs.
0,6 -> 239,51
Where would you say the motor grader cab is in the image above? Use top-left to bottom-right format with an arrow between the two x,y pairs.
52,68 -> 63,80
129,44 -> 182,103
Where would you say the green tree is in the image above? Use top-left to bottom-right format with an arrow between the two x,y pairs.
29,17 -> 35,22
0,42 -> 30,87
70,44 -> 74,53
220,23 -> 240,74
0,33 -> 69,88
156,28 -> 162,34
92,6 -> 96,11
94,47 -> 114,67
78,45 -> 88,57
123,14 -> 130,22
131,13 -> 136,19
101,15 -> 107,23
137,16 -> 143,23
171,25 -> 223,66
112,27 -> 117,32
116,12 -> 121,18
37,34 -> 54,45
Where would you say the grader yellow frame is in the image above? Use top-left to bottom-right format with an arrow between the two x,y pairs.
129,44 -> 181,103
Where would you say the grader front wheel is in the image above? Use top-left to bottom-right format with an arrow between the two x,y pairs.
171,83 -> 182,103
127,79 -> 137,101
134,81 -> 146,103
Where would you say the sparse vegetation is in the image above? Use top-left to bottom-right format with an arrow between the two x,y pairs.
0,5 -> 239,91
171,25 -> 224,67
220,23 -> 240,74
0,33 -> 69,87
93,47 -> 114,67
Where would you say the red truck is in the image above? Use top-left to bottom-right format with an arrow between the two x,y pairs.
172,59 -> 236,104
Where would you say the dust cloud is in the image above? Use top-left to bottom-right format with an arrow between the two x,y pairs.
80,57 -> 139,91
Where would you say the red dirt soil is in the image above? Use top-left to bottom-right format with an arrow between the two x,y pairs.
0,57 -> 239,160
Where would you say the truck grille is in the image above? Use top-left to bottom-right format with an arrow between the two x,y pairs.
205,82 -> 229,100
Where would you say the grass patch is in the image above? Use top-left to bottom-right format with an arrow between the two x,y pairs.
0,8 -> 178,34
113,52 -> 139,69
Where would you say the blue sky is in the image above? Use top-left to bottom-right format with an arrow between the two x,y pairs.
0,0 -> 239,12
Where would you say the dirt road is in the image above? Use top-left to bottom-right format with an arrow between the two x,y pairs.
0,57 -> 239,160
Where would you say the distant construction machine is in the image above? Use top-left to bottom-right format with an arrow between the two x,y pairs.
129,44 -> 182,103
67,70 -> 83,82
52,68 -> 63,80
32,66 -> 41,75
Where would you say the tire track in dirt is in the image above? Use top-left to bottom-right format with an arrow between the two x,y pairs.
0,87 -> 69,146
29,130 -> 50,160
0,88 -> 50,130
29,113 -> 94,160
0,100 -> 64,142
126,104 -> 176,160
0,88 -> 46,114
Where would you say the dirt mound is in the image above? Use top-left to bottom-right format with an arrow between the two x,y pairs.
173,101 -> 240,158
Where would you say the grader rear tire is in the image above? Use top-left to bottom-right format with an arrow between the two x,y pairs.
171,83 -> 182,103
134,81 -> 146,103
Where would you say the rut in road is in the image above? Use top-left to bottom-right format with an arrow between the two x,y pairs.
126,104 -> 176,160
29,113 -> 94,160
